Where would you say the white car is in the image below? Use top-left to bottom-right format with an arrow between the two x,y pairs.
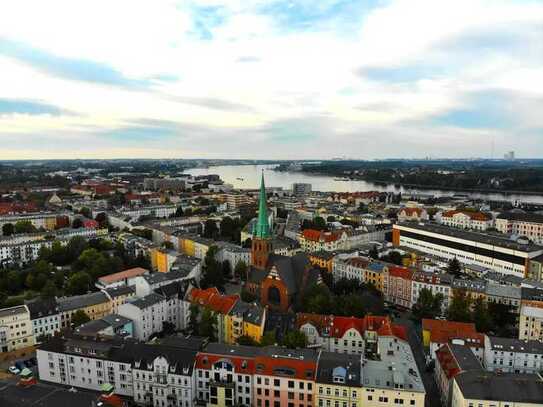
8,366 -> 20,375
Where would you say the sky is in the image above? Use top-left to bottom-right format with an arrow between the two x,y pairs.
0,0 -> 542,160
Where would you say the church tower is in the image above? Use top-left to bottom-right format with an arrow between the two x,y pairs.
251,172 -> 272,270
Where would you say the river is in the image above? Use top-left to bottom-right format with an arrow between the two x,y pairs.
184,164 -> 543,204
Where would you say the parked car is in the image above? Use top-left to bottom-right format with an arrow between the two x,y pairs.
8,366 -> 20,375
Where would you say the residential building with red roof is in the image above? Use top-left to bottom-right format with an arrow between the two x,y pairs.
297,313 -> 407,356
0,201 -> 39,215
383,265 -> 414,308
422,319 -> 485,360
188,287 -> 240,342
397,207 -> 429,222
438,210 -> 493,231
96,267 -> 150,289
435,343 -> 483,406
299,229 -> 347,252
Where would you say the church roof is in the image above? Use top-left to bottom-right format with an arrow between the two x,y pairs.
254,172 -> 271,239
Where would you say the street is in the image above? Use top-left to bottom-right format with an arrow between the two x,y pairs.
394,313 -> 441,407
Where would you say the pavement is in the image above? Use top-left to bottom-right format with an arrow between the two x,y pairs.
394,312 -> 441,407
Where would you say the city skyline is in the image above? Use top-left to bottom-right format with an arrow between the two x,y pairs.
1,0 -> 542,159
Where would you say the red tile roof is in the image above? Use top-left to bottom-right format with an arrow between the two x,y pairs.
0,202 -> 39,215
189,287 -> 239,315
388,265 -> 414,280
435,345 -> 461,379
302,229 -> 342,243
442,210 -> 491,221
422,319 -> 484,347
254,354 -> 316,380
98,267 -> 149,284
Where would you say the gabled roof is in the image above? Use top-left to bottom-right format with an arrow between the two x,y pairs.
302,229 -> 343,243
435,343 -> 482,380
442,210 -> 491,221
422,319 -> 484,347
297,313 -> 407,341
387,265 -> 414,280
188,287 -> 239,315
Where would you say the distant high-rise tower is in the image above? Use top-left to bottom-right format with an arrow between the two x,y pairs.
251,172 -> 272,270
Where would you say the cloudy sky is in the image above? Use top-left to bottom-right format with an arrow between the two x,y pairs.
1,0 -> 542,159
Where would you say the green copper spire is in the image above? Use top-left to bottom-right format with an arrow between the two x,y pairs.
254,171 -> 271,239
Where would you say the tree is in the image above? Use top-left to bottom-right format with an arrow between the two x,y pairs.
448,258 -> 462,277
326,215 -> 336,223
14,220 -> 36,234
72,218 -> 83,229
240,290 -> 256,302
174,206 -> 184,217
487,302 -> 516,336
313,216 -> 327,231
200,246 -> 224,289
282,331 -> 307,349
412,288 -> 444,320
199,308 -> 218,341
237,335 -> 259,346
472,297 -> 491,332
203,220 -> 219,239
95,212 -> 107,227
71,310 -> 90,327
66,271 -> 91,295
2,223 -> 14,236
260,331 -> 277,346
221,260 -> 232,279
369,245 -> 379,260
234,261 -> 248,282
41,280 -> 57,300
447,290 -> 471,322
188,304 -> 200,333
301,285 -> 333,314
162,241 -> 174,250
220,217 -> 235,239
335,294 -> 366,318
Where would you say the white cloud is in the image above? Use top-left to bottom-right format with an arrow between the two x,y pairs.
0,0 -> 541,158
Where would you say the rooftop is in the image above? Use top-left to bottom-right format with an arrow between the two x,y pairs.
98,267 -> 149,285
396,222 -> 543,252
455,371 -> 543,403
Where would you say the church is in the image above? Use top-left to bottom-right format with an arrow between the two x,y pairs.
245,173 -> 323,312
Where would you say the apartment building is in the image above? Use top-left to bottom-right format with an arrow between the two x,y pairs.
332,255 -> 370,283
422,319 -> 484,360
393,222 -> 543,278
25,298 -> 61,341
299,229 -> 347,252
118,293 -> 167,341
483,335 -> 543,374
383,265 -> 414,309
37,334 -> 200,406
57,291 -> 112,328
225,301 -> 266,345
450,370 -> 543,407
397,207 -> 429,222
519,304 -> 543,341
438,210 -> 493,231
0,304 -> 35,352
411,272 -> 453,311
297,314 -> 407,356
496,211 -> 543,244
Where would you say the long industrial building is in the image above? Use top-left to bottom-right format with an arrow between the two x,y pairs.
393,222 -> 543,278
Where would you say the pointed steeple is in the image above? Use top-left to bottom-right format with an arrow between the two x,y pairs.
254,171 -> 271,239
